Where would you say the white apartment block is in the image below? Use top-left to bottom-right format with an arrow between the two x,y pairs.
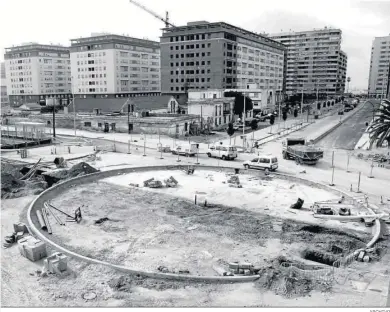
270,28 -> 347,97
70,34 -> 161,98
236,42 -> 284,102
368,35 -> 390,99
1,62 -> 8,106
4,43 -> 71,106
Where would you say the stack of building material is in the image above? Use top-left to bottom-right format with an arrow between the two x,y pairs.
164,176 -> 178,187
3,223 -> 29,248
228,262 -> 255,275
143,178 -> 163,188
43,252 -> 68,274
227,175 -> 242,188
18,236 -> 47,262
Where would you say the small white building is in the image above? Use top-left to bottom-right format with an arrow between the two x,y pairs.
187,89 -> 237,130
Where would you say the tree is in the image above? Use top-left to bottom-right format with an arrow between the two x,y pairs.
367,99 -> 390,149
224,91 -> 253,117
227,122 -> 235,145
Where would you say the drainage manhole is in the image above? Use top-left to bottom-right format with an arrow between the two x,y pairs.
82,292 -> 97,300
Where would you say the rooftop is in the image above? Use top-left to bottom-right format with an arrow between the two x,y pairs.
162,21 -> 285,50
269,27 -> 342,38
5,43 -> 69,54
70,34 -> 159,48
68,95 -> 175,113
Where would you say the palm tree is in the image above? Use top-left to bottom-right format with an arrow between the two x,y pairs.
367,99 -> 390,148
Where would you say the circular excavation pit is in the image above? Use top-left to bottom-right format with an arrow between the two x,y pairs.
28,166 -> 370,280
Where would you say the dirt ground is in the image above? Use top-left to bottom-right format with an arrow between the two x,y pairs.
103,169 -> 371,233
39,180 -> 369,278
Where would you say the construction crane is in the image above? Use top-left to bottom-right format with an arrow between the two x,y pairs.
129,0 -> 175,28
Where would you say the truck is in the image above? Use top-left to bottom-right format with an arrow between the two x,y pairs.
282,138 -> 324,165
171,143 -> 199,157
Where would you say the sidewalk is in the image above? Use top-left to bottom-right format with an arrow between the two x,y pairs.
0,104 -> 346,154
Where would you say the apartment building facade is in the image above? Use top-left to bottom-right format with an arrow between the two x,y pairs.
1,62 -> 8,105
160,21 -> 286,108
4,43 -> 71,107
270,28 -> 347,97
70,34 -> 161,99
368,35 -> 390,99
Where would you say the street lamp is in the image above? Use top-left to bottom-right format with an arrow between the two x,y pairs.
365,100 -> 376,122
71,76 -> 76,138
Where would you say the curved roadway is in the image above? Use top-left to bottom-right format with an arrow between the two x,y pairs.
316,101 -> 379,150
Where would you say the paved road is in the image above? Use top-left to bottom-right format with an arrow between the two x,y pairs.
316,102 -> 377,150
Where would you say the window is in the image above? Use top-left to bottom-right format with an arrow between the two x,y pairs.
84,122 -> 92,127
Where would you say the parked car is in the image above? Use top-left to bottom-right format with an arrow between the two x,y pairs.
207,145 -> 238,160
344,106 -> 353,112
243,154 -> 278,171
171,143 -> 199,157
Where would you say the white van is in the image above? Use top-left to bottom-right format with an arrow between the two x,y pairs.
243,154 -> 278,171
207,145 -> 238,160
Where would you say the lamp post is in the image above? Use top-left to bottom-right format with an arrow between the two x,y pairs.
71,77 -> 76,138
127,99 -> 131,134
365,100 -> 376,122
52,102 -> 56,138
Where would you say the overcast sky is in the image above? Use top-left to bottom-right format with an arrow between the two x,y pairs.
1,0 -> 389,90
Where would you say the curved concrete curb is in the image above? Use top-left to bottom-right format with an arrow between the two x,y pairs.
27,165 -> 378,282
28,165 -> 268,283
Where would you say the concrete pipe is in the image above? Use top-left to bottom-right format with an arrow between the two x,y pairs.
36,210 -> 47,231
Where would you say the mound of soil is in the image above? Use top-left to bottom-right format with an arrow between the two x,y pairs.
256,261 -> 332,298
1,173 -> 25,198
67,162 -> 99,178
1,172 -> 47,199
42,162 -> 99,187
1,162 -> 23,179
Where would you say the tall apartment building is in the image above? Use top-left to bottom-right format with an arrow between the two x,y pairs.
270,28 -> 347,97
160,21 -> 286,108
70,34 -> 160,99
1,62 -> 9,105
4,43 -> 71,106
368,35 -> 390,99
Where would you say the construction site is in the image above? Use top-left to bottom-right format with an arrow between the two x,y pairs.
1,0 -> 390,307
